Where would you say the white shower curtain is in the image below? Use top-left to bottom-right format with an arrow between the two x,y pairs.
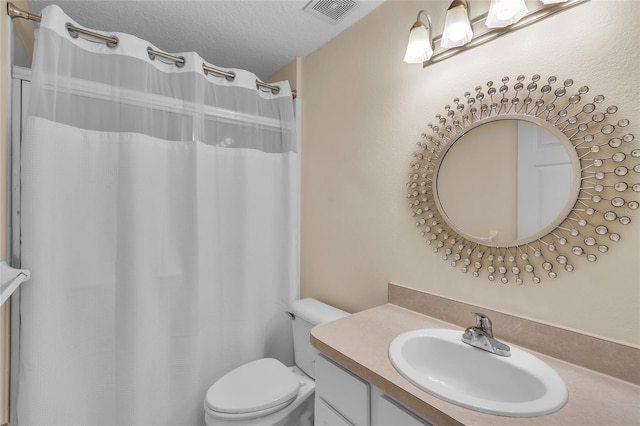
16,5 -> 299,425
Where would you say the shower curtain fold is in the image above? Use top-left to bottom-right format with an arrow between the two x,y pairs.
16,5 -> 299,425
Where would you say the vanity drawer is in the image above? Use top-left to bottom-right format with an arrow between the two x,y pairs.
315,353 -> 370,426
377,394 -> 433,426
315,396 -> 353,426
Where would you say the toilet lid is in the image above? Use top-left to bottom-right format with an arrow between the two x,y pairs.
205,358 -> 301,414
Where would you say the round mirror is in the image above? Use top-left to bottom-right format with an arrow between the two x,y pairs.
408,75 -> 637,283
435,118 -> 577,246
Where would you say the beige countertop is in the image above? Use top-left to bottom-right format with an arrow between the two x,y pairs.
310,303 -> 640,426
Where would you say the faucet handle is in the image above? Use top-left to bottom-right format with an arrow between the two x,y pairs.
471,312 -> 493,336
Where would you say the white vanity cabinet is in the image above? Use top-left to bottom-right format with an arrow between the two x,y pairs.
314,353 -> 433,426
315,353 -> 370,425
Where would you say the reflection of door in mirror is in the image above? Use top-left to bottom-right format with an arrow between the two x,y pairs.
517,121 -> 571,239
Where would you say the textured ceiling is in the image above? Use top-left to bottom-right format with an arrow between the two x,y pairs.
26,0 -> 384,80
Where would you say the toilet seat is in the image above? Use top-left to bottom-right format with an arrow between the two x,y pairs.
205,358 -> 301,420
205,398 -> 295,421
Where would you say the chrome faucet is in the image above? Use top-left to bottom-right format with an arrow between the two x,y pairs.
461,312 -> 511,357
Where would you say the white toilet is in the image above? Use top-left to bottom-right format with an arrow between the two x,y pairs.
203,298 -> 349,426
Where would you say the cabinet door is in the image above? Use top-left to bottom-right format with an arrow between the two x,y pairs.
376,394 -> 433,426
315,354 -> 369,426
315,397 -> 353,426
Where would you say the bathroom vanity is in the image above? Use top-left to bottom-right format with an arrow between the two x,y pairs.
315,353 -> 433,425
311,284 -> 640,426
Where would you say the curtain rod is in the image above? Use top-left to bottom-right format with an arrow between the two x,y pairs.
6,2 -> 297,99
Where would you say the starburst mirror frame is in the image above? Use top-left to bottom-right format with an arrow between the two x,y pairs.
408,74 -> 639,284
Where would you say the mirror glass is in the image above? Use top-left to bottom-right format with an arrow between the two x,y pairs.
436,119 -> 573,244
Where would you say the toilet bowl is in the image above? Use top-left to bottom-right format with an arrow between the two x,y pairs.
203,298 -> 348,426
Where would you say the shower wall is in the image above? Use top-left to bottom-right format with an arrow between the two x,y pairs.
1,2 -> 10,423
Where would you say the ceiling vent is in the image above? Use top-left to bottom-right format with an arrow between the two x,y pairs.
303,0 -> 359,24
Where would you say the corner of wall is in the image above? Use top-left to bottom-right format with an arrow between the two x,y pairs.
267,57 -> 301,97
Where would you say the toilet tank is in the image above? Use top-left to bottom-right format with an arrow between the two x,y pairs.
289,298 -> 349,379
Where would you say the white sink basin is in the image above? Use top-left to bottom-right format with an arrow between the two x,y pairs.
389,328 -> 568,417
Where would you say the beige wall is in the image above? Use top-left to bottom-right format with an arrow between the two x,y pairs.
299,0 -> 640,346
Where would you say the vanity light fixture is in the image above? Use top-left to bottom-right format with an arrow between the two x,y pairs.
485,0 -> 528,28
404,10 -> 433,64
441,0 -> 473,48
406,0 -> 588,66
